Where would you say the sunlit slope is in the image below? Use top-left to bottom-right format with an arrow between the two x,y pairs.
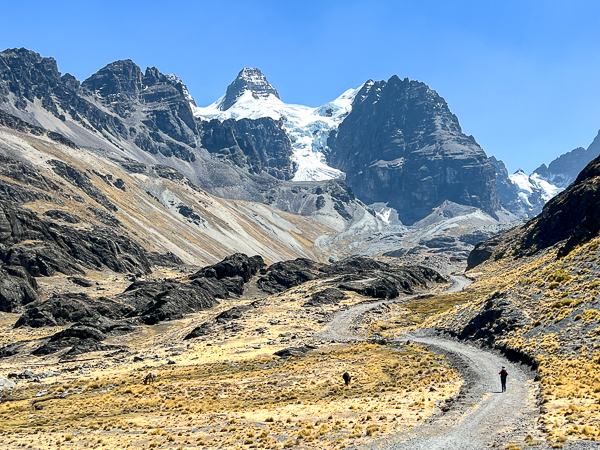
0,125 -> 334,266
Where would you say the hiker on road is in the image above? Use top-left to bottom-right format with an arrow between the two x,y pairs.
499,366 -> 509,392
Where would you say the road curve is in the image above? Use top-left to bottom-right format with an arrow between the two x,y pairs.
318,274 -> 539,449
317,275 -> 470,342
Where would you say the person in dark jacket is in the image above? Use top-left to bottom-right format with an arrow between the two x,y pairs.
499,366 -> 509,392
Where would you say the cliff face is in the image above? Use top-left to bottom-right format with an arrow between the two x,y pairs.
201,117 -> 296,180
327,76 -> 500,225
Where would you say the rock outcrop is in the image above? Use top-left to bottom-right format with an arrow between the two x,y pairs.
33,319 -> 133,357
118,279 -> 221,325
191,253 -> 265,283
0,174 -> 152,312
15,293 -> 135,328
303,288 -> 346,307
258,256 -> 446,299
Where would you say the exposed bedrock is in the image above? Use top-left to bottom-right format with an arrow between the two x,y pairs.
328,76 -> 499,225
258,256 -> 446,299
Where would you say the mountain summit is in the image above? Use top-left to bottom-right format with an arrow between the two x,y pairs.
220,68 -> 280,111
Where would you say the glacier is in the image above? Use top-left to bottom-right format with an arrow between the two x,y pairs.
508,169 -> 563,207
192,87 -> 360,182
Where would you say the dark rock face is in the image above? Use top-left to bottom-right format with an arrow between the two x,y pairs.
191,253 -> 265,283
120,280 -> 220,325
328,77 -> 500,225
257,258 -> 328,294
0,265 -> 38,311
0,198 -> 151,311
303,288 -> 346,307
15,293 -> 135,328
219,68 -> 280,111
81,59 -> 144,104
201,118 -> 296,180
258,256 -> 446,299
80,61 -> 200,162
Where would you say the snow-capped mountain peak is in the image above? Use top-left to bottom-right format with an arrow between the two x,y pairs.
220,67 -> 280,111
192,68 -> 362,182
508,168 -> 563,209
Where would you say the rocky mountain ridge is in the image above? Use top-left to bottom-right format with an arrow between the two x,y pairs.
0,111 -> 345,312
492,131 -> 600,217
4,47 -> 588,263
468,150 -> 600,270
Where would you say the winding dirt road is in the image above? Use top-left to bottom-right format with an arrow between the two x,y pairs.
318,275 -> 540,449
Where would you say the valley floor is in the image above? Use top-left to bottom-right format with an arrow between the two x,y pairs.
0,271 -> 461,449
2,266 -> 600,449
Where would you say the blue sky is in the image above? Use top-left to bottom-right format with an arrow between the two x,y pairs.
2,0 -> 600,173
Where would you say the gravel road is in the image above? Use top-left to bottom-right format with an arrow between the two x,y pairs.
317,275 -> 469,342
319,275 -> 543,449
359,334 -> 538,449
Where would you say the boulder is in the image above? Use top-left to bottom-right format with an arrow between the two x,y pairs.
183,322 -> 213,340
303,288 -> 346,307
0,375 -> 16,391
68,276 -> 94,288
274,345 -> 316,358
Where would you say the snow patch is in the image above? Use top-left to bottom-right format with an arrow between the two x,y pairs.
508,169 -> 565,207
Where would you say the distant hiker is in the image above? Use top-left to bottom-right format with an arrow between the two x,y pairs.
342,372 -> 351,386
143,371 -> 158,385
499,366 -> 509,392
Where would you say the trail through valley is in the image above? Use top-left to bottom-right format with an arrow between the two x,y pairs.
319,275 -> 541,449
